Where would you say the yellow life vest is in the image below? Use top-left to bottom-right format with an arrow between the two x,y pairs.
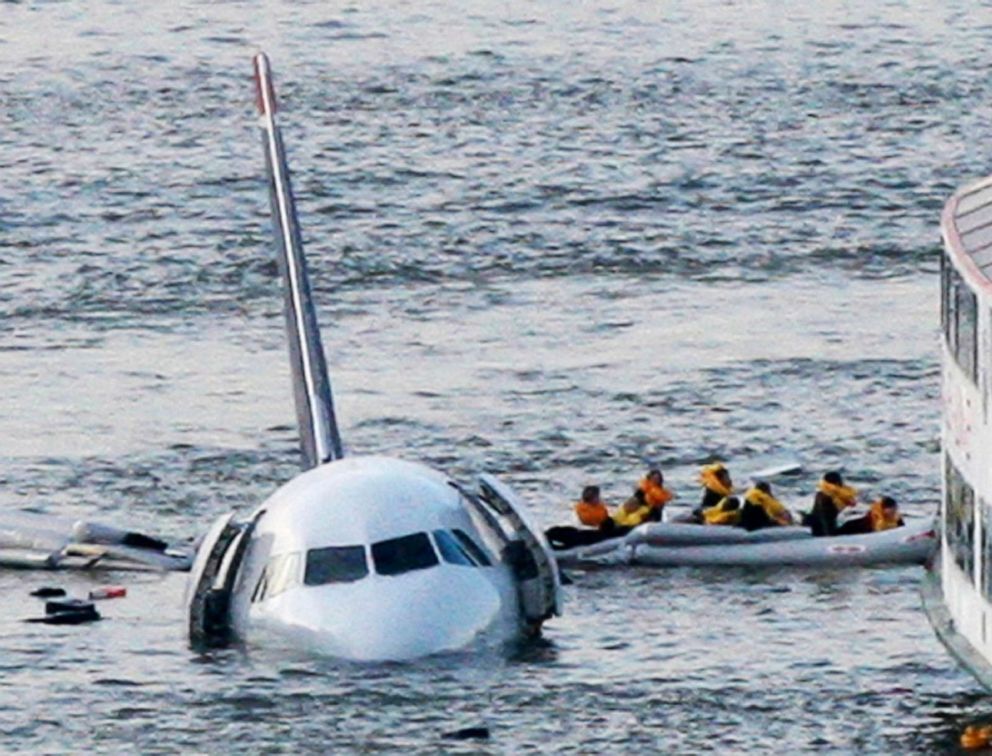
744,487 -> 792,526
703,497 -> 741,526
699,463 -> 733,498
613,498 -> 652,527
868,499 -> 901,532
817,480 -> 857,510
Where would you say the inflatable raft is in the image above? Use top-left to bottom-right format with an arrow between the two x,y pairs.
552,517 -> 936,568
627,521 -> 811,546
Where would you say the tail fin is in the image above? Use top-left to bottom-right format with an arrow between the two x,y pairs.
253,52 -> 344,468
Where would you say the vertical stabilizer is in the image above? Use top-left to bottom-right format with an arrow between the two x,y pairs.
253,52 -> 344,468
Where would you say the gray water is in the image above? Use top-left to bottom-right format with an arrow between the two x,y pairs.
2,1 -> 991,752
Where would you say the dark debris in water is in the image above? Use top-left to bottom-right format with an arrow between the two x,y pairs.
25,601 -> 102,625
29,586 -> 66,598
442,726 -> 491,741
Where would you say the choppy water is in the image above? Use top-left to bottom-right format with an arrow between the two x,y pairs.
2,1 -> 992,752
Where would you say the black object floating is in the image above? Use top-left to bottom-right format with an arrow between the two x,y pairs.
25,599 -> 102,625
45,598 -> 95,614
30,587 -> 66,598
26,609 -> 102,625
442,726 -> 491,741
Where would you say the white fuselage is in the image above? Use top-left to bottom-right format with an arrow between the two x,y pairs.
226,456 -> 521,661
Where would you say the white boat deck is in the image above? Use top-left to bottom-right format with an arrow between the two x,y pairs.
943,176 -> 992,280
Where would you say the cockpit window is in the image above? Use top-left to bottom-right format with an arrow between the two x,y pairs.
371,532 -> 439,576
252,552 -> 302,603
452,529 -> 493,567
432,530 -> 475,567
304,545 -> 369,586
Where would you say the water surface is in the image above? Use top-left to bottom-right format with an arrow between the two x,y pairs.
2,1 -> 991,752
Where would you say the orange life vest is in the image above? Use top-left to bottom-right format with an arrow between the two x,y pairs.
639,477 -> 674,510
575,500 -> 610,528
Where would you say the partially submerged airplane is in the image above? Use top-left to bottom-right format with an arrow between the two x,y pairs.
184,53 -> 560,661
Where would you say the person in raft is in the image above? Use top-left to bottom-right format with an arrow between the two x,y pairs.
545,485 -> 624,551
574,484 -> 613,529
739,481 -> 794,531
836,496 -> 905,535
808,471 -> 857,536
702,495 -> 742,526
636,468 -> 674,522
613,489 -> 654,528
693,462 -> 734,522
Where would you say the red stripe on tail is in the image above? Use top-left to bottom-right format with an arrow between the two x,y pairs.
253,52 -> 276,116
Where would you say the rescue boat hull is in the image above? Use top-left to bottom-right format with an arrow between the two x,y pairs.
921,551 -> 992,691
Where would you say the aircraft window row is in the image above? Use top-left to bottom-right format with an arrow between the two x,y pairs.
945,455 -> 975,582
255,530 -> 496,599
941,254 -> 978,383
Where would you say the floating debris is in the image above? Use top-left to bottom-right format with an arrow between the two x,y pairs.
442,726 -> 491,741
45,598 -> 95,614
89,586 -> 127,600
25,598 -> 102,625
30,587 -> 66,598
26,598 -> 102,625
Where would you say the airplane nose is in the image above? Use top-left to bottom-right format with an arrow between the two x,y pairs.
269,569 -> 507,662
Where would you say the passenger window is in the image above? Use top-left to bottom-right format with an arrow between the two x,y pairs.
371,533 -> 439,576
304,545 -> 368,586
433,530 -> 476,567
983,499 -> 992,600
941,252 -> 949,336
955,274 -> 978,382
946,455 -> 975,582
452,529 -> 493,567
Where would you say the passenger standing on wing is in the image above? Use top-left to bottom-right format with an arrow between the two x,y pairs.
637,468 -> 674,522
740,481 -> 794,531
694,463 -> 734,522
808,471 -> 857,536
